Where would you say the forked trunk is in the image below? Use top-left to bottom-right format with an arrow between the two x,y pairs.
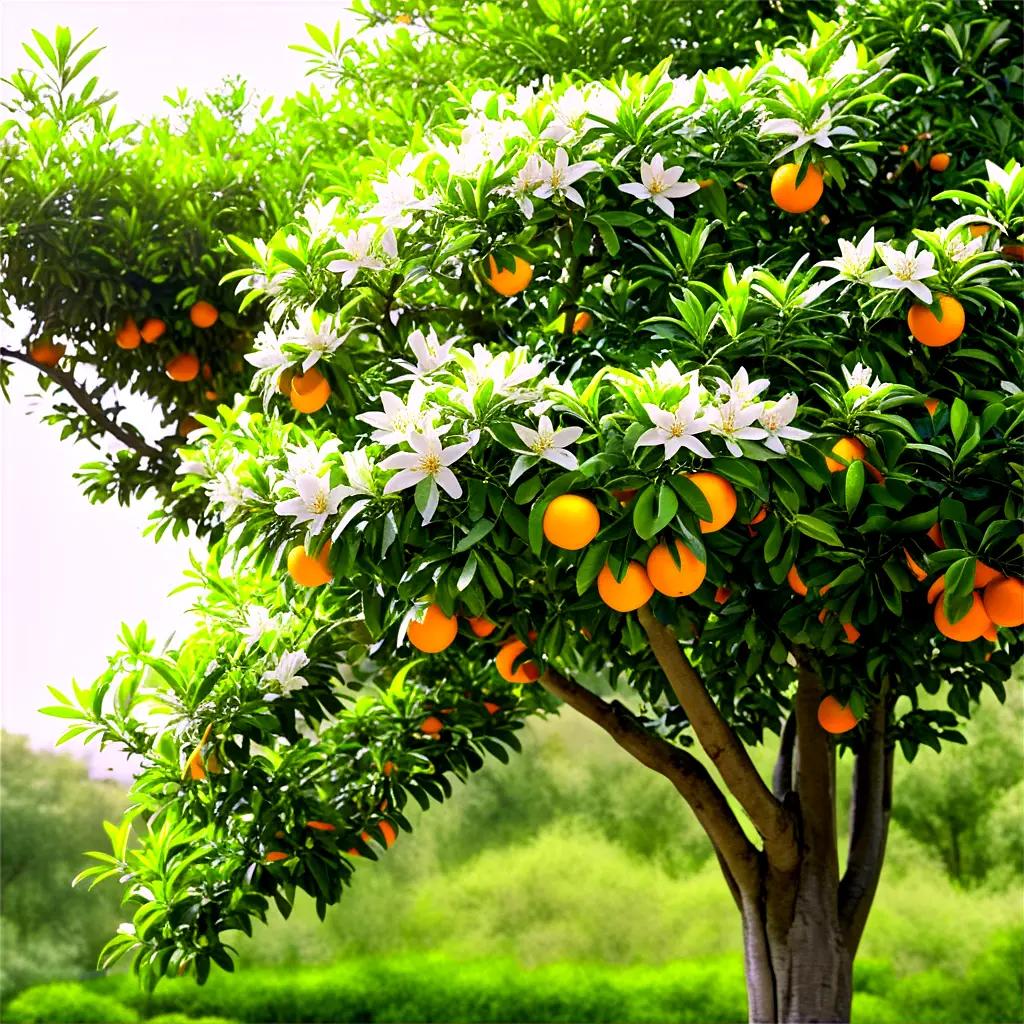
741,863 -> 853,1023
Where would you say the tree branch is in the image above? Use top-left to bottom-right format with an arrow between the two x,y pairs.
772,712 -> 796,800
539,667 -> 760,891
839,686 -> 893,955
793,657 -> 838,875
1,346 -> 168,462
636,606 -> 797,870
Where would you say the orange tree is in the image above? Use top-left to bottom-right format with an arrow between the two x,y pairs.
37,2 -> 1024,1023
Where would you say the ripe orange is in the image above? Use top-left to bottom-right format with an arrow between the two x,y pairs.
190,300 -> 219,328
982,622 -> 998,642
908,295 -> 965,347
407,603 -> 458,653
926,522 -> 945,548
770,163 -> 824,214
30,339 -> 65,367
787,564 -> 808,597
982,577 -> 1024,628
567,311 -> 592,333
496,639 -> 540,683
929,153 -> 950,172
924,398 -> 939,417
646,539 -> 706,597
903,548 -> 928,582
684,472 -> 737,533
287,541 -> 333,587
542,494 -> 600,550
1003,244 -> 1024,262
597,562 -> 654,611
934,592 -> 992,642
278,368 -> 296,395
166,352 -> 200,381
485,254 -> 533,296
842,622 -> 860,644
749,507 -> 767,525
714,585 -> 731,604
116,317 -> 141,349
140,318 -> 166,343
383,761 -> 395,777
265,851 -> 289,863
968,225 -> 990,238
177,415 -> 202,437
817,696 -> 858,734
825,437 -> 867,473
467,616 -> 497,638
483,700 -> 500,715
187,748 -> 206,781
306,820 -> 336,832
611,488 -> 638,506
378,821 -> 397,848
290,367 -> 331,413
204,389 -> 219,402
926,576 -> 945,604
420,715 -> 444,735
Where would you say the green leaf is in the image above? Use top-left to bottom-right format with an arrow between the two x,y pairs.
793,514 -> 843,547
845,459 -> 865,516
454,519 -> 494,553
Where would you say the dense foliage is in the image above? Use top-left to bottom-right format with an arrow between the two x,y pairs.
6,0 -> 1022,1009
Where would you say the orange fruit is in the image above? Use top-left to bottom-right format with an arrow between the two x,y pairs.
378,821 -> 397,848
926,576 -> 945,604
166,352 -> 200,381
306,820 -> 336,832
714,585 -> 731,604
205,750 -> 221,774
974,562 -> 1000,588
265,851 -> 289,863
924,398 -> 939,417
1002,244 -> 1024,262
597,562 -> 654,612
926,522 -> 945,548
611,488 -> 638,506
904,548 -> 928,582
898,143 -> 910,154
467,616 -> 497,638
983,577 -> 1024,628
396,13 -> 412,23
908,295 -> 965,347
485,254 -> 533,296
30,339 -> 65,367
567,311 -> 592,333
842,622 -> 860,644
420,715 -> 444,735
190,300 -> 219,328
140,318 -> 166,343
934,592 -> 992,642
495,639 -> 540,683
483,700 -> 500,715
542,494 -> 600,550
187,748 -> 206,781
749,507 -> 767,525
383,761 -> 395,777
817,696 -> 858,734
982,622 -> 998,642
278,368 -> 296,395
684,472 -> 737,533
177,415 -> 202,437
115,317 -> 141,349
928,152 -> 950,172
825,437 -> 867,473
287,541 -> 333,587
787,564 -> 808,597
968,225 -> 990,238
204,389 -> 218,401
290,367 -> 331,413
770,163 -> 824,214
646,539 -> 706,597
407,603 -> 458,653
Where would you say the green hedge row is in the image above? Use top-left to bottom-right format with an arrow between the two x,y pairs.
6,933 -> 1021,1024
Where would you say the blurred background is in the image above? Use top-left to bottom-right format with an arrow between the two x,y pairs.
1,3 -> 1022,1023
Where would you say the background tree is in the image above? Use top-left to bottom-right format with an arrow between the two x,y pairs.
7,2 -> 1023,1023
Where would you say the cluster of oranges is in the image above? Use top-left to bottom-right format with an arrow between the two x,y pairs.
279,365 -> 332,414
543,473 -> 738,613
265,818 -> 398,864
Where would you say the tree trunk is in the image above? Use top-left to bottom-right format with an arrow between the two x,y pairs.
741,860 -> 853,1024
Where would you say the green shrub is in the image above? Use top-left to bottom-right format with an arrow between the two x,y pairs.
4,981 -> 137,1023
146,1016 -> 240,1024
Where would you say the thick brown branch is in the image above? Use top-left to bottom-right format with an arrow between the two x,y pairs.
772,712 -> 796,800
539,667 -> 760,891
1,346 -> 167,462
794,658 -> 838,875
839,687 -> 893,954
637,606 -> 797,870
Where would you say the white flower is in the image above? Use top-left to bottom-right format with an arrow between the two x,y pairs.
707,397 -> 769,457
327,226 -> 398,286
984,159 -> 1021,196
533,148 -> 601,208
262,651 -> 310,698
758,394 -> 811,453
337,448 -> 376,498
502,154 -> 545,218
285,309 -> 344,372
406,327 -> 455,376
759,104 -> 857,160
649,361 -> 701,393
380,429 -> 479,524
716,367 -> 770,406
281,440 -> 340,488
240,605 -> 286,647
619,154 -> 699,217
366,171 -> 438,228
842,362 -> 881,391
935,225 -> 985,264
357,382 -> 432,445
274,474 -> 347,535
1000,380 -> 1021,396
452,346 -> 546,409
205,463 -> 252,522
302,197 -> 341,242
868,241 -> 937,304
540,84 -> 618,143
512,415 -> 582,470
177,451 -> 208,478
636,394 -> 713,460
245,325 -> 289,372
805,227 -> 876,301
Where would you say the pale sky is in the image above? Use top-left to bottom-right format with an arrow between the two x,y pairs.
0,0 -> 358,775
